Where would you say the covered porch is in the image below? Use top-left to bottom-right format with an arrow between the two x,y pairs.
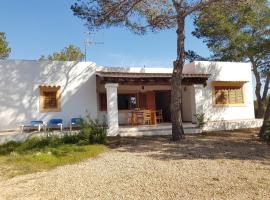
96,70 -> 209,136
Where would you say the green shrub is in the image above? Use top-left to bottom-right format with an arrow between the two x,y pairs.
0,141 -> 21,155
194,113 -> 205,128
57,115 -> 107,145
77,140 -> 89,146
62,133 -> 81,144
0,136 -> 64,155
80,115 -> 107,144
14,136 -> 63,153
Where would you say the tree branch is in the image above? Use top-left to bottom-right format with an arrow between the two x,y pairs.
250,56 -> 262,101
184,0 -> 220,16
258,60 -> 270,67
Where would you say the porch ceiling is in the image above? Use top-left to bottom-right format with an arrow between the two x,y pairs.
96,71 -> 210,86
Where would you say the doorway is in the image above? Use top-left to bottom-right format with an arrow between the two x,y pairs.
155,91 -> 171,122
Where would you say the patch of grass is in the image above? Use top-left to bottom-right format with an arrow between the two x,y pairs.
0,139 -> 107,178
0,115 -> 108,178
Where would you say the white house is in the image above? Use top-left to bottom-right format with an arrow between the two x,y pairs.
0,60 -> 262,136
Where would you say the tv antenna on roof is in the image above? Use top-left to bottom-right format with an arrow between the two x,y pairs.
84,31 -> 104,61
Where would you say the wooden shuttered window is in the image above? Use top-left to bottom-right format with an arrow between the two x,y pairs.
43,91 -> 57,109
39,86 -> 61,112
213,83 -> 244,105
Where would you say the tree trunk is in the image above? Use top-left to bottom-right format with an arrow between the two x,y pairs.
262,74 -> 269,102
171,15 -> 185,141
251,59 -> 264,118
259,97 -> 270,139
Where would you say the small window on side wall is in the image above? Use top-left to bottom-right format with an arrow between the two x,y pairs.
39,86 -> 61,112
213,81 -> 245,106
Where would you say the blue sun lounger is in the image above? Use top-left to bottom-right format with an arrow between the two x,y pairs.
47,119 -> 63,132
20,120 -> 44,133
69,118 -> 83,131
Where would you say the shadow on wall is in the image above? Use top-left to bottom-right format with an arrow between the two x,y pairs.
0,60 -> 96,130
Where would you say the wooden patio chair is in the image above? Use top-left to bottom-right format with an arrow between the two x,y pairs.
143,110 -> 152,125
136,111 -> 144,125
128,111 -> 135,125
156,109 -> 163,123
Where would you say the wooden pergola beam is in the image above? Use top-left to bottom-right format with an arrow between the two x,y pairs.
98,76 -> 208,86
96,71 -> 210,86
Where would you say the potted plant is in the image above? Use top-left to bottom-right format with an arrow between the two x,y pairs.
194,113 -> 206,134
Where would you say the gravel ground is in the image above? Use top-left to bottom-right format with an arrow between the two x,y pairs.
0,130 -> 269,200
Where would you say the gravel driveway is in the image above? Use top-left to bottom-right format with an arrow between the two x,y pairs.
0,130 -> 269,200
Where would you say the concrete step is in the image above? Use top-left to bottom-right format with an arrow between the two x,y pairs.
119,125 -> 201,137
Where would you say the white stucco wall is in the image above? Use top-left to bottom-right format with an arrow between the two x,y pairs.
183,62 -> 196,73
191,61 -> 255,121
0,60 -> 97,130
182,85 -> 195,122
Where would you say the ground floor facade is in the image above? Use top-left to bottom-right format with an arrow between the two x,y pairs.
0,60 -> 261,136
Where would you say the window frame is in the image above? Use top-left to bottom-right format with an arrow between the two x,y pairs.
98,93 -> 138,111
39,86 -> 61,112
212,81 -> 246,107
117,93 -> 137,110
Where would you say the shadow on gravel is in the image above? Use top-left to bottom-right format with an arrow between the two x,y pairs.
108,129 -> 270,163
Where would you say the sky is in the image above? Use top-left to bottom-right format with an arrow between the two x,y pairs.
0,0 -> 212,68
